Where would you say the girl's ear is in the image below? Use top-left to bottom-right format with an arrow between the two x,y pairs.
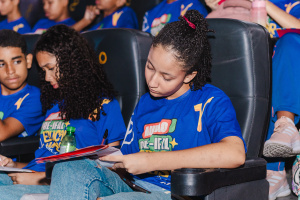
26,54 -> 33,70
184,71 -> 197,83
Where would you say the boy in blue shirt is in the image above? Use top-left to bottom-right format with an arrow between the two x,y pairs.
142,0 -> 208,36
0,29 -> 44,142
32,0 -> 76,34
0,0 -> 31,34
73,0 -> 138,32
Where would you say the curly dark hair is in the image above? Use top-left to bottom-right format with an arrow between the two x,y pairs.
34,25 -> 115,121
152,10 -> 213,90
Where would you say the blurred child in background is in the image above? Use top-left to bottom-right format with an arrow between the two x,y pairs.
73,0 -> 138,32
32,0 -> 76,34
0,0 -> 31,33
142,0 -> 208,36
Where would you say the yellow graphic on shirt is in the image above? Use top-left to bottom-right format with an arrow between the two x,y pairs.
267,1 -> 300,38
180,3 -> 193,16
112,11 -> 124,26
13,24 -> 24,32
194,97 -> 214,132
285,1 -> 300,13
139,119 -> 178,152
88,99 -> 111,120
14,93 -> 29,110
40,111 -> 70,154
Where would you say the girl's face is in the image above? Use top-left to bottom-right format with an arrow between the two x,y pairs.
145,45 -> 196,100
36,51 -> 59,89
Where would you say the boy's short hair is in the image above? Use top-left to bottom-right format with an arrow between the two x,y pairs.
0,29 -> 27,54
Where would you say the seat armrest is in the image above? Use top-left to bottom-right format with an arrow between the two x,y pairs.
171,158 -> 267,196
0,136 -> 39,157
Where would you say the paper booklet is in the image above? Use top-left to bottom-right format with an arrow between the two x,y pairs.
35,145 -> 121,167
0,166 -> 33,173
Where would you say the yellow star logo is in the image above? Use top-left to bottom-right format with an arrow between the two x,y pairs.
64,121 -> 70,127
170,138 -> 178,148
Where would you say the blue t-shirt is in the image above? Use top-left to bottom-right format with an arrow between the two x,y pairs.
89,6 -> 138,30
0,17 -> 31,34
142,0 -> 208,36
267,0 -> 300,38
24,98 -> 126,172
121,84 -> 246,190
32,18 -> 76,34
0,84 -> 44,137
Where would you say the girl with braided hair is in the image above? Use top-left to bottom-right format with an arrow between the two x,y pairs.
48,10 -> 246,200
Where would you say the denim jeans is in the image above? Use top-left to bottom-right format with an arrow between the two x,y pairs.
0,172 -> 50,200
49,159 -> 172,200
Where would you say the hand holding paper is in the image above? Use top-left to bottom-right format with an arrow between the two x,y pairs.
100,152 -> 155,175
0,155 -> 15,168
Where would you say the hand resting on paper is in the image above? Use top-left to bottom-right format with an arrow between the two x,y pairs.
100,152 -> 156,175
0,155 -> 15,167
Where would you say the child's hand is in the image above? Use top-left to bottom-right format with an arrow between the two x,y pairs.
100,152 -> 155,175
0,155 -> 15,168
84,5 -> 100,22
7,172 -> 48,185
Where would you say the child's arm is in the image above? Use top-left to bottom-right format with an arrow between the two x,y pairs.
7,172 -> 49,185
266,0 -> 300,28
0,155 -> 49,185
0,117 -> 25,142
101,135 -> 245,175
72,5 -> 99,32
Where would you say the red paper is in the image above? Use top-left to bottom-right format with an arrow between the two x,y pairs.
35,145 -> 119,163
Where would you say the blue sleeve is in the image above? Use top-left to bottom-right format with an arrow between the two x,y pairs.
205,94 -> 247,151
117,10 -> 138,29
142,12 -> 151,33
10,89 -> 44,136
120,96 -> 143,155
289,2 -> 300,19
99,99 -> 126,144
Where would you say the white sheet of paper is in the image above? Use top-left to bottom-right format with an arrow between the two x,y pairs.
0,166 -> 33,173
95,149 -> 123,168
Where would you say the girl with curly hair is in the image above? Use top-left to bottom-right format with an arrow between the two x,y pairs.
49,10 -> 246,200
0,25 -> 126,199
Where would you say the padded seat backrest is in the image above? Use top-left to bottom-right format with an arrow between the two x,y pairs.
207,19 -> 271,158
19,0 -> 44,28
23,34 -> 41,88
82,29 -> 152,126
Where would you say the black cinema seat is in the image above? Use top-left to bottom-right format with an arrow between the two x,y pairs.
171,19 -> 271,200
82,28 -> 153,126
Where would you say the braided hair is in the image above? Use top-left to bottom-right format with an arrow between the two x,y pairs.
34,25 -> 115,121
152,10 -> 213,90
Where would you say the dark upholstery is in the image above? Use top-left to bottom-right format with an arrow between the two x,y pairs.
171,19 -> 271,199
82,28 -> 152,126
19,0 -> 44,28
